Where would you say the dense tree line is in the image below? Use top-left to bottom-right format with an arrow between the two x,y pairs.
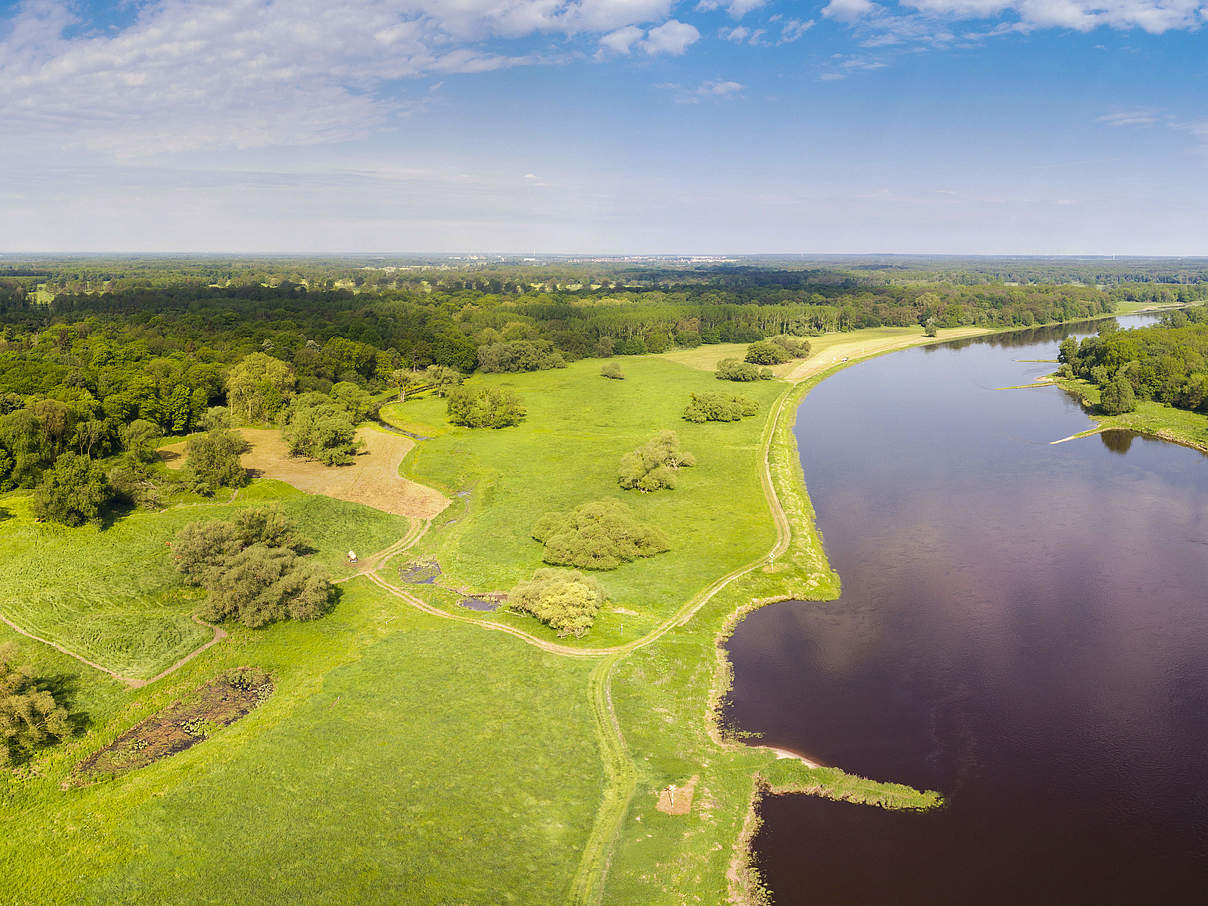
1060,309 -> 1208,413
0,258 -> 1175,513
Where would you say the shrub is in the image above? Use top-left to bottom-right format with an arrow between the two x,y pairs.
600,362 -> 625,380
508,569 -> 607,637
715,358 -> 772,382
771,335 -> 812,358
174,507 -> 332,628
185,427 -> 248,495
283,392 -> 363,465
618,431 -> 695,492
682,392 -> 759,423
532,499 -> 670,570
0,644 -> 71,767
744,340 -> 791,366
447,386 -> 526,428
32,452 -> 112,526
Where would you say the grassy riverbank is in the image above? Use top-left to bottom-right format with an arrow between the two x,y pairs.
0,323 -> 995,905
1052,376 -> 1208,453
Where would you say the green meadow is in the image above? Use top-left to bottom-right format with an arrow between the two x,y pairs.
0,339 -> 944,905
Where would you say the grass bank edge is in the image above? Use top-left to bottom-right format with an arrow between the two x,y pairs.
1051,375 -> 1208,455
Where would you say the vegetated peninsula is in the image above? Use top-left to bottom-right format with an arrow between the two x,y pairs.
0,256 -> 1206,905
1053,304 -> 1208,453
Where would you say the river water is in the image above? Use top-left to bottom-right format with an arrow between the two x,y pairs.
724,316 -> 1208,904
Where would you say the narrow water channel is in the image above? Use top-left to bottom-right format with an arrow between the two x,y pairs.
724,316 -> 1208,904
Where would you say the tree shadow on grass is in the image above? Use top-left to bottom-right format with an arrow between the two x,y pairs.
0,505 -> 11,523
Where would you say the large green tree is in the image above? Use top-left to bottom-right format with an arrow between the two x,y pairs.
446,386 -> 526,429
225,353 -> 296,424
185,427 -> 247,495
32,452 -> 112,526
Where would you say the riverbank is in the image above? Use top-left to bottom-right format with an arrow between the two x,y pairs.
1051,375 -> 1208,454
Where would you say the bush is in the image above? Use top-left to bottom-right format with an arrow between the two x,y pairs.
447,386 -> 526,428
283,392 -> 363,465
1099,374 -> 1137,415
600,362 -> 625,380
173,506 -> 332,628
618,431 -> 695,492
745,340 -> 791,366
532,499 -> 670,570
0,644 -> 70,767
715,358 -> 772,382
109,455 -> 167,510
32,452 -> 112,526
771,335 -> 812,358
682,392 -> 759,423
185,427 -> 248,495
508,569 -> 607,637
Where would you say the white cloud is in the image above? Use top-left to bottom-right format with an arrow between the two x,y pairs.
836,1 -> 1208,36
823,0 -> 881,21
0,0 -> 687,156
720,24 -> 752,40
726,0 -> 768,17
662,78 -> 745,102
641,18 -> 700,54
778,18 -> 817,42
1097,108 -> 1162,126
598,24 -> 646,54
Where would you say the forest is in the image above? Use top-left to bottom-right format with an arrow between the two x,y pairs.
0,256 -> 1197,506
1060,307 -> 1208,413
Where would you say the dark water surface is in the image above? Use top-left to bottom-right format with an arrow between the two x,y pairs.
725,318 -> 1208,905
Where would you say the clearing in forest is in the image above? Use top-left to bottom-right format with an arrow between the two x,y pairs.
163,426 -> 450,520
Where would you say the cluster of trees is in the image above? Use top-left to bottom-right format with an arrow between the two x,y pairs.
532,499 -> 670,570
446,386 -> 526,428
508,569 -> 607,637
0,643 -> 71,767
477,339 -> 565,373
617,431 -> 695,492
683,392 -> 759,423
744,336 -> 810,366
173,507 -> 335,627
600,362 -> 625,380
283,392 -> 365,465
1060,310 -> 1208,414
716,358 -> 772,382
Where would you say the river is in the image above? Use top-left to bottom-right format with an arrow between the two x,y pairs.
724,316 -> 1208,904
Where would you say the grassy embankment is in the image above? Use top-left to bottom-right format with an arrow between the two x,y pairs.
0,324 -> 979,905
1050,376 -> 1208,453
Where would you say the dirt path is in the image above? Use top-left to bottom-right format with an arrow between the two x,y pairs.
782,328 -> 989,384
162,426 -> 450,520
0,613 -> 136,686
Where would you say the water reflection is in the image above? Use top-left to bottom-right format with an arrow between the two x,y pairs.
725,316 -> 1208,904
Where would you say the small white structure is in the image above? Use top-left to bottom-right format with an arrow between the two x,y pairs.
347,550 -> 358,563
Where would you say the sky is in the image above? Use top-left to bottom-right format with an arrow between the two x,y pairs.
0,0 -> 1206,255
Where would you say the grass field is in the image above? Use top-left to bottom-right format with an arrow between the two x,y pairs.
386,357 -> 785,647
0,581 -> 603,906
1,331 -> 960,905
0,482 -> 409,678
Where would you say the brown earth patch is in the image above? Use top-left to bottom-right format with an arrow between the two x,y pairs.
656,774 -> 699,815
162,426 -> 449,520
68,667 -> 273,786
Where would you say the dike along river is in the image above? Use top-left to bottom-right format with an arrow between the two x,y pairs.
725,316 -> 1208,904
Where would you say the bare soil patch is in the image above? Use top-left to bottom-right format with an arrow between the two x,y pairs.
69,667 -> 273,786
162,427 -> 449,519
656,774 -> 699,815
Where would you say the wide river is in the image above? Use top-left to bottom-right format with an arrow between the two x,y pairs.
725,316 -> 1208,904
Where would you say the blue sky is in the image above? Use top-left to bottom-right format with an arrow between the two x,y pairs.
0,0 -> 1205,254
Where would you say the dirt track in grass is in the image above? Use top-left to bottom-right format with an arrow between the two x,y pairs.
162,427 -> 450,520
